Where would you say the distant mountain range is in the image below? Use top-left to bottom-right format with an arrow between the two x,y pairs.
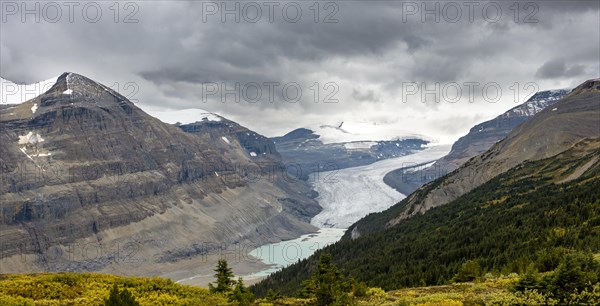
272,124 -> 429,181
384,88 -> 571,196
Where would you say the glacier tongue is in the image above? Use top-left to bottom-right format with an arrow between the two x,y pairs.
309,145 -> 450,228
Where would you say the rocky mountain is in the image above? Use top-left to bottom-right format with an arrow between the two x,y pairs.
383,88 -> 571,196
272,125 -> 429,180
175,118 -> 321,223
353,78 -> 599,237
178,118 -> 280,163
0,72 -> 320,275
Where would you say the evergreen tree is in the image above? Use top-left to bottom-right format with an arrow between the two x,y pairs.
548,252 -> 598,302
231,277 -> 255,306
453,260 -> 482,282
266,289 -> 282,302
514,269 -> 540,292
105,283 -> 139,306
311,253 -> 348,306
209,259 -> 235,294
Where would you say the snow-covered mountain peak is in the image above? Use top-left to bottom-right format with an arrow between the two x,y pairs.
500,88 -> 570,118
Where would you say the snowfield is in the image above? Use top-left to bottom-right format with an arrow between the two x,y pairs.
343,141 -> 377,149
305,120 -> 430,145
310,145 -> 451,228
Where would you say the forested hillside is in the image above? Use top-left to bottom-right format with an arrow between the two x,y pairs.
253,138 -> 600,295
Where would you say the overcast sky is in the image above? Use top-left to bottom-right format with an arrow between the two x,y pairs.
1,0 -> 599,143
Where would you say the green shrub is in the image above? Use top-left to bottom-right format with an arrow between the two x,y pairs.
105,283 -> 140,306
453,260 -> 481,282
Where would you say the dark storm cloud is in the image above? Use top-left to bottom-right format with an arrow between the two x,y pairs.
137,1 -> 429,83
1,0 -> 599,141
535,58 -> 587,79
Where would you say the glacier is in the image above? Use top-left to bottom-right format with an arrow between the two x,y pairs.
310,144 -> 451,228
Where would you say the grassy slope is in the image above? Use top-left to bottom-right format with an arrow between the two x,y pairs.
0,272 -> 555,306
3,272 -> 597,305
0,273 -> 230,305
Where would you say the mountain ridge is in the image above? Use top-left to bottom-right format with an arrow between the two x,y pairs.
383,87 -> 572,197
354,78 -> 599,236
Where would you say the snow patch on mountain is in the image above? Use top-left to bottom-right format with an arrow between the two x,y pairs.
19,147 -> 36,163
18,131 -> 44,145
17,131 -> 49,162
31,103 -> 38,114
141,106 -> 223,125
1,76 -> 60,104
310,145 -> 450,228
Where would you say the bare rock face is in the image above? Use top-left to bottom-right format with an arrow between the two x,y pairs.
0,73 -> 318,274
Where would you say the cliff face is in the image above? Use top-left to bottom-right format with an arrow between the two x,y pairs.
0,73 -> 318,274
383,89 -> 570,195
